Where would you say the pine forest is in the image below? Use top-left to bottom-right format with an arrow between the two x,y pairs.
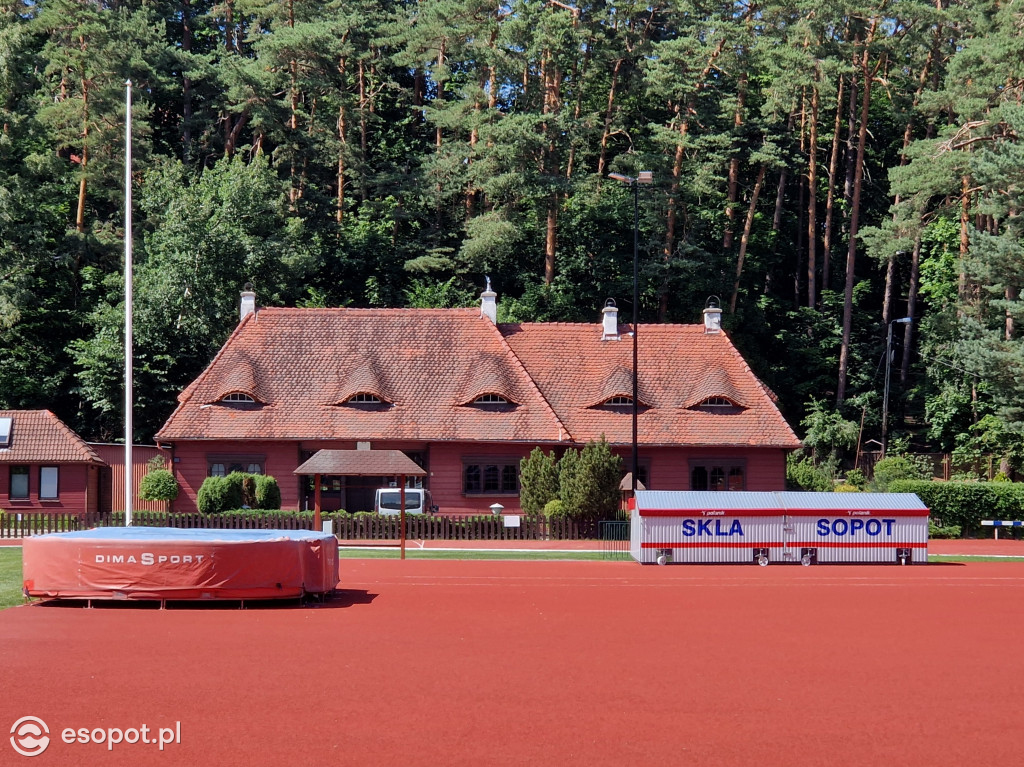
3,0 -> 1024,476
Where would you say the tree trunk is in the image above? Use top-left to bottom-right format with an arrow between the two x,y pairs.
359,60 -> 369,203
76,75 -> 88,233
837,24 -> 880,405
807,79 -> 819,307
822,74 -> 845,293
729,163 -> 766,313
958,174 -> 970,315
596,58 -> 623,177
900,233 -> 922,385
181,0 -> 193,161
722,71 -> 748,252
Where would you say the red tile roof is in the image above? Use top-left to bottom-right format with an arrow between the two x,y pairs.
157,309 -> 800,448
0,410 -> 105,464
157,309 -> 568,443
501,323 -> 800,447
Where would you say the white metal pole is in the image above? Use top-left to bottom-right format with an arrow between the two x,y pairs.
124,80 -> 134,527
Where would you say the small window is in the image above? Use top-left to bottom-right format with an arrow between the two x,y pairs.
9,466 -> 29,499
0,417 -> 11,448
690,461 -> 746,491
605,396 -> 633,406
464,464 -> 481,493
247,463 -> 262,474
348,393 -> 383,403
222,392 -> 256,403
209,463 -> 226,477
700,397 -> 733,409
40,466 -> 59,499
473,394 -> 509,405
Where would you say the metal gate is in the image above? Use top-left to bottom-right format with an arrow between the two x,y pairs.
600,520 -> 630,560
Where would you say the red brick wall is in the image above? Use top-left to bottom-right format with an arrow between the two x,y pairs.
0,463 -> 93,515
168,440 -> 790,514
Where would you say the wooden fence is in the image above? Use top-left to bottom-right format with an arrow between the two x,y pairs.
0,510 -> 602,541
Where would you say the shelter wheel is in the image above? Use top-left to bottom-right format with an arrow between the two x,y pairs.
757,554 -> 769,567
656,554 -> 668,566
801,554 -> 812,567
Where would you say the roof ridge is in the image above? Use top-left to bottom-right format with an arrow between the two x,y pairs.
487,320 -> 572,441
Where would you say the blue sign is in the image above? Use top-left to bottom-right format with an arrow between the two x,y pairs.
816,518 -> 896,537
682,519 -> 744,537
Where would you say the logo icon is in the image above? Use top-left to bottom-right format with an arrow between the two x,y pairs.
10,717 -> 50,757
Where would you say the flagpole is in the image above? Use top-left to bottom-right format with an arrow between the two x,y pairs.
124,80 -> 134,527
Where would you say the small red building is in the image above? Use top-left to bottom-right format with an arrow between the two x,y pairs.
0,410 -> 106,515
156,290 -> 801,514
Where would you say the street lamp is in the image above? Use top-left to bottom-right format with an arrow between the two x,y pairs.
882,316 -> 913,457
609,170 -> 653,494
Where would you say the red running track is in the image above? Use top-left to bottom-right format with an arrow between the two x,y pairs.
3,560 -> 1024,766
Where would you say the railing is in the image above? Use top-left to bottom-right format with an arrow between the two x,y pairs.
0,511 -> 614,541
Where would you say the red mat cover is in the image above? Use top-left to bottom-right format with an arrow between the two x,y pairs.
23,527 -> 339,600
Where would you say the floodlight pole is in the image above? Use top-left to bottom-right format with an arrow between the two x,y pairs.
609,171 -> 652,495
882,317 -> 913,458
124,80 -> 134,527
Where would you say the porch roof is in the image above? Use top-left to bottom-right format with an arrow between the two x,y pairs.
293,449 -> 427,477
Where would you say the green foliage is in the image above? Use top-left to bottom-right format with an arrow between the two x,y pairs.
786,454 -> 833,492
519,448 -> 560,517
254,475 -> 282,510
801,401 -> 858,470
871,457 -> 931,492
928,520 -> 963,539
196,476 -> 231,514
137,468 -> 179,503
890,480 -> 1024,536
844,468 -> 868,490
543,499 -> 568,519
557,438 -> 622,521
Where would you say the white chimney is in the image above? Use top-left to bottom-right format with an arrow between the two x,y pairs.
240,283 -> 256,322
480,276 -> 497,323
703,301 -> 722,334
601,299 -> 620,341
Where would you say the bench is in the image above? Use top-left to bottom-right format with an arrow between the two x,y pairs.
981,520 -> 1024,539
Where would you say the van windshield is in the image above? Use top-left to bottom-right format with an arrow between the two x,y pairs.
379,491 -> 421,511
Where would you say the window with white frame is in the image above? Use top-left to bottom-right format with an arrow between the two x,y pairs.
221,392 -> 256,403
9,466 -> 28,499
39,466 -> 59,499
472,393 -> 510,405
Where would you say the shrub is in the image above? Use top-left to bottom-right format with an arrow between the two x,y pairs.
138,468 -> 179,502
871,456 -> 930,491
222,473 -> 247,510
889,479 -> 1024,536
558,437 -> 622,521
196,476 -> 231,514
786,454 -> 832,491
929,520 -> 963,539
519,448 -> 560,516
254,475 -> 281,510
844,468 -> 867,490
543,499 -> 568,519
834,483 -> 860,492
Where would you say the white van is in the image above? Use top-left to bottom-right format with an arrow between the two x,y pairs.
374,487 -> 434,516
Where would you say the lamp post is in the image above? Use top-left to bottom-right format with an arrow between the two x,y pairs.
609,170 -> 653,494
882,316 -> 913,457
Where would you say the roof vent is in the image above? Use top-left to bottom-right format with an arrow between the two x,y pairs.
703,296 -> 722,334
240,282 -> 256,322
601,298 -> 620,341
480,276 -> 497,324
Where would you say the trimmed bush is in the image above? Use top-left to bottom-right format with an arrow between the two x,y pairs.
138,468 -> 179,502
254,474 -> 282,510
889,479 -> 1024,536
786,454 -> 832,491
543,499 -> 568,519
928,520 -> 962,539
196,476 -> 231,514
871,456 -> 930,491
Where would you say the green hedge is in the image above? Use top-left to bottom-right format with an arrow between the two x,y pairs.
889,480 -> 1024,536
197,473 -> 281,513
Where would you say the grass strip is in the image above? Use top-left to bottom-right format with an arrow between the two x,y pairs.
0,549 -> 25,609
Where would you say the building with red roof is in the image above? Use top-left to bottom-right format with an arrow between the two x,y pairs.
156,289 -> 801,515
0,410 -> 107,515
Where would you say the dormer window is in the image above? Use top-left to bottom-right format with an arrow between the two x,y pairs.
701,397 -> 734,407
473,394 -> 509,405
349,393 -> 383,404
605,396 -> 633,406
222,392 -> 256,404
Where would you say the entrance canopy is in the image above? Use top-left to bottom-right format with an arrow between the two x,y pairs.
294,449 -> 427,478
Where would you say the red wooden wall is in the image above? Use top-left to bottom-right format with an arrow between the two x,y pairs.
0,463 -> 99,515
